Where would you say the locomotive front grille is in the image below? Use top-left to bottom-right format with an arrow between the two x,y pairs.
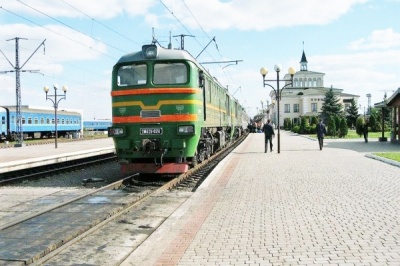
140,110 -> 161,118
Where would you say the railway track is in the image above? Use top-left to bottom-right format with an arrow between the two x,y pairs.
0,153 -> 117,186
0,133 -> 247,265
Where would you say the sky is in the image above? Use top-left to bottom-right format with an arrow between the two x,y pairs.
1,0 -> 399,119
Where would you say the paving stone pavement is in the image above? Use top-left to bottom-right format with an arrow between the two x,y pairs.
122,132 -> 400,266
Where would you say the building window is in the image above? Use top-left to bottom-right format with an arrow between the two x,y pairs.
311,103 -> 318,112
293,104 -> 299,113
284,104 -> 290,113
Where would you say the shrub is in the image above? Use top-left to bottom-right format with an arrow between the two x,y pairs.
356,117 -> 364,136
292,125 -> 300,133
327,116 -> 336,137
338,117 -> 348,138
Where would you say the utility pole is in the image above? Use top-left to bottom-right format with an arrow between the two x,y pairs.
173,34 -> 195,50
0,37 -> 46,147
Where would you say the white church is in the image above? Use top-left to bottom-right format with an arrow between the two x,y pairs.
267,50 -> 360,127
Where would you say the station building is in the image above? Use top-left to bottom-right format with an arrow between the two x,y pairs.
267,50 -> 359,127
383,88 -> 400,143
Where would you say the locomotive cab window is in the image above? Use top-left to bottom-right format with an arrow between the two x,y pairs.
153,62 -> 188,85
117,64 -> 147,87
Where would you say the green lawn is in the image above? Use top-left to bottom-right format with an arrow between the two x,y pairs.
373,152 -> 400,163
343,130 -> 391,139
309,130 -> 391,139
307,130 -> 400,163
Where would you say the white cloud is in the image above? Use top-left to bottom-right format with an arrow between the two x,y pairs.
349,28 -> 400,50
0,23 -> 107,70
5,0 -> 367,31
150,0 -> 368,31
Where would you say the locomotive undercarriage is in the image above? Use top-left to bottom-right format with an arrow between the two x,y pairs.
118,126 -> 241,174
192,126 -> 238,166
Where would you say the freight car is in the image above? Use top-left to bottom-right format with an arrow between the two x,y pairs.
0,105 -> 82,141
108,44 -> 249,174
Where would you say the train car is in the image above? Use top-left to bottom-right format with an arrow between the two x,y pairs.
0,105 -> 82,141
108,44 -> 248,174
83,120 -> 112,131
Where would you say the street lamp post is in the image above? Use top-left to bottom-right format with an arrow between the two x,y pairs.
260,65 -> 296,153
43,84 -> 67,148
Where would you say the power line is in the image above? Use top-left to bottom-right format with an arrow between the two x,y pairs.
0,37 -> 45,147
16,0 -> 128,54
59,0 -> 141,46
0,6 -> 117,61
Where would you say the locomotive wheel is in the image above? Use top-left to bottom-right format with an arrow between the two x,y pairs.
198,151 -> 205,163
191,153 -> 198,167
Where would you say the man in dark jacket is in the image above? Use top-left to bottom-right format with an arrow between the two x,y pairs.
363,119 -> 369,143
262,119 -> 275,153
316,119 -> 327,150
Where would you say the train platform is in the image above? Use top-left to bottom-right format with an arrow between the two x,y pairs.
122,131 -> 400,266
0,138 -> 115,174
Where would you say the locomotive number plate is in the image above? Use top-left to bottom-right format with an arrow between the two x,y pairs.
140,128 -> 163,135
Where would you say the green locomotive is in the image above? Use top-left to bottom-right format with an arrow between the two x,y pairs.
108,44 -> 248,174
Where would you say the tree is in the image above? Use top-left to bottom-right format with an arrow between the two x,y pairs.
310,116 -> 318,126
321,88 -> 343,121
334,115 -> 341,131
300,116 -> 308,134
338,117 -> 348,138
356,116 -> 364,136
327,115 -> 336,137
284,118 -> 292,130
346,98 -> 359,128
368,113 -> 378,132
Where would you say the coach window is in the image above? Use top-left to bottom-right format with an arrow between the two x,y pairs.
118,63 -> 147,86
22,117 -> 26,124
34,118 -> 39,124
46,118 -> 50,124
153,62 -> 187,85
61,119 -> 65,124
51,118 -> 55,124
28,117 -> 32,124
40,118 -> 44,124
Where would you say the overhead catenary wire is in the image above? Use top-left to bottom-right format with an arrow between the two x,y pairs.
0,5 -> 117,61
16,0 -> 128,54
59,0 -> 141,47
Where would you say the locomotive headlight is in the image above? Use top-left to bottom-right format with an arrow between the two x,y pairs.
178,125 -> 195,135
142,45 -> 158,59
108,127 -> 125,137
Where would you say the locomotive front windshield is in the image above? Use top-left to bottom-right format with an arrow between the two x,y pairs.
117,63 -> 147,86
117,62 -> 188,87
153,62 -> 188,85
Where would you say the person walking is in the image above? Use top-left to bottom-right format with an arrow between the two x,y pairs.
316,119 -> 327,150
363,119 -> 369,143
262,119 -> 275,153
